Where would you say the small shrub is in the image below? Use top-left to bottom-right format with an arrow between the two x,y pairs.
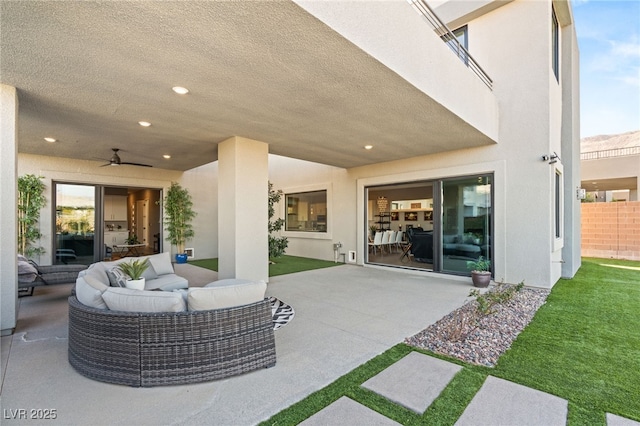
118,258 -> 150,280
268,182 -> 288,259
446,280 -> 524,341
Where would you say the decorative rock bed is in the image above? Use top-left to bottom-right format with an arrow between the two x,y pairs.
405,285 -> 550,367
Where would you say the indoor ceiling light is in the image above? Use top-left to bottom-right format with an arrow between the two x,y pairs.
138,121 -> 151,127
364,145 -> 373,150
172,86 -> 189,95
163,154 -> 171,159
44,137 -> 56,143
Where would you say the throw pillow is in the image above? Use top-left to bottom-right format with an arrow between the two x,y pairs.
75,274 -> 109,310
141,262 -> 158,280
106,267 -> 129,288
17,260 -> 38,282
146,252 -> 174,275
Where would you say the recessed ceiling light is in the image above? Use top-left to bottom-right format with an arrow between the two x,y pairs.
364,145 -> 373,150
44,137 -> 56,143
163,154 -> 171,159
172,86 -> 189,95
138,121 -> 151,127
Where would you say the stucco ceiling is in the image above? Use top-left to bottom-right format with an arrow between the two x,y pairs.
1,1 -> 491,171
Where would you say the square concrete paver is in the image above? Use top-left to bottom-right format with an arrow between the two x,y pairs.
455,376 -> 568,426
362,351 -> 462,414
299,397 -> 401,426
607,413 -> 640,426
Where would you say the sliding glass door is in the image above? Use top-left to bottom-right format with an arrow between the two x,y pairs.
441,175 -> 492,274
365,174 -> 493,277
54,183 -> 96,265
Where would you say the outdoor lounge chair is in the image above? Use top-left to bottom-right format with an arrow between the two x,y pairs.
18,255 -> 87,297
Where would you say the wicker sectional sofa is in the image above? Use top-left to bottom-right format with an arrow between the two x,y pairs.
69,253 -> 276,387
68,295 -> 276,387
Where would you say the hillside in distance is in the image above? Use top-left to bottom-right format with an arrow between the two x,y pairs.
581,130 -> 640,153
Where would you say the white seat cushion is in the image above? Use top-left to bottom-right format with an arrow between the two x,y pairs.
102,287 -> 186,313
188,280 -> 267,311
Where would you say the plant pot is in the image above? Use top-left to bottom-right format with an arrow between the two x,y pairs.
125,277 -> 145,290
471,271 -> 491,288
175,253 -> 188,264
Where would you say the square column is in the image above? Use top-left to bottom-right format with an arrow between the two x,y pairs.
218,137 -> 269,282
1,85 -> 18,335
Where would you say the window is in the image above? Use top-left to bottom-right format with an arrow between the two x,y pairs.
555,170 -> 562,239
552,7 -> 559,81
443,26 -> 468,65
285,190 -> 327,232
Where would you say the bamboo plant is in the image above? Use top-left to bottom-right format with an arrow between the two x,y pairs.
163,182 -> 196,255
18,174 -> 46,257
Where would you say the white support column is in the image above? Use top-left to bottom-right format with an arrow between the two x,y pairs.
217,137 -> 269,282
1,85 -> 19,335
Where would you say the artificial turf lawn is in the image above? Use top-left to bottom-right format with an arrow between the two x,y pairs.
188,255 -> 342,277
491,257 -> 640,422
261,257 -> 640,425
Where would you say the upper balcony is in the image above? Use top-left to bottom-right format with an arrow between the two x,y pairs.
295,0 -> 499,148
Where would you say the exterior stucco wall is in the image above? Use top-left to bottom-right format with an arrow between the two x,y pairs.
460,0 -> 566,286
561,15 -> 582,279
181,162 -> 219,260
270,0 -> 580,289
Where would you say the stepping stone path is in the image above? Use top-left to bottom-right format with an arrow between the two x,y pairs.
302,352 -> 640,425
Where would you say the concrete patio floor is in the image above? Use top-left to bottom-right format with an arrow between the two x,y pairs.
1,263 -> 474,425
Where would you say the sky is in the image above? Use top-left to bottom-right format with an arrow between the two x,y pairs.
572,0 -> 640,137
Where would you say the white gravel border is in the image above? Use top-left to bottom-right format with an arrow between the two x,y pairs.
405,286 -> 550,367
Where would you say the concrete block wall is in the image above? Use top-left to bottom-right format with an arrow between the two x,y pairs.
581,201 -> 640,261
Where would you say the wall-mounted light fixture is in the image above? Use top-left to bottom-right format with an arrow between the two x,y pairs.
541,152 -> 561,164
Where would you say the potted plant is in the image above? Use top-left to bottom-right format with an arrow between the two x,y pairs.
466,256 -> 491,288
117,258 -> 150,290
164,182 -> 196,264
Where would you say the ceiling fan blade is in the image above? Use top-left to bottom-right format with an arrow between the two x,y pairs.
121,162 -> 153,168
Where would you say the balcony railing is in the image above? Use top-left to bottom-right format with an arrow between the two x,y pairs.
407,0 -> 493,90
581,146 -> 640,160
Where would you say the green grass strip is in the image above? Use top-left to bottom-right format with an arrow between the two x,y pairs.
188,258 -> 218,271
492,258 -> 640,421
419,368 -> 486,426
268,255 -> 343,277
260,344 -> 413,426
188,255 -> 342,277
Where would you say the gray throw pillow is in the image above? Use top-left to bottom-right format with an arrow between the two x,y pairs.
106,267 -> 129,287
141,262 -> 158,280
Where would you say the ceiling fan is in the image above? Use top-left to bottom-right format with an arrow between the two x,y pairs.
100,148 -> 152,167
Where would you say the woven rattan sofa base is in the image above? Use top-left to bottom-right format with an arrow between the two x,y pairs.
68,295 -> 276,387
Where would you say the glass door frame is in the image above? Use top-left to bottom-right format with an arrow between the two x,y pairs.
364,173 -> 494,277
52,182 -> 102,265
